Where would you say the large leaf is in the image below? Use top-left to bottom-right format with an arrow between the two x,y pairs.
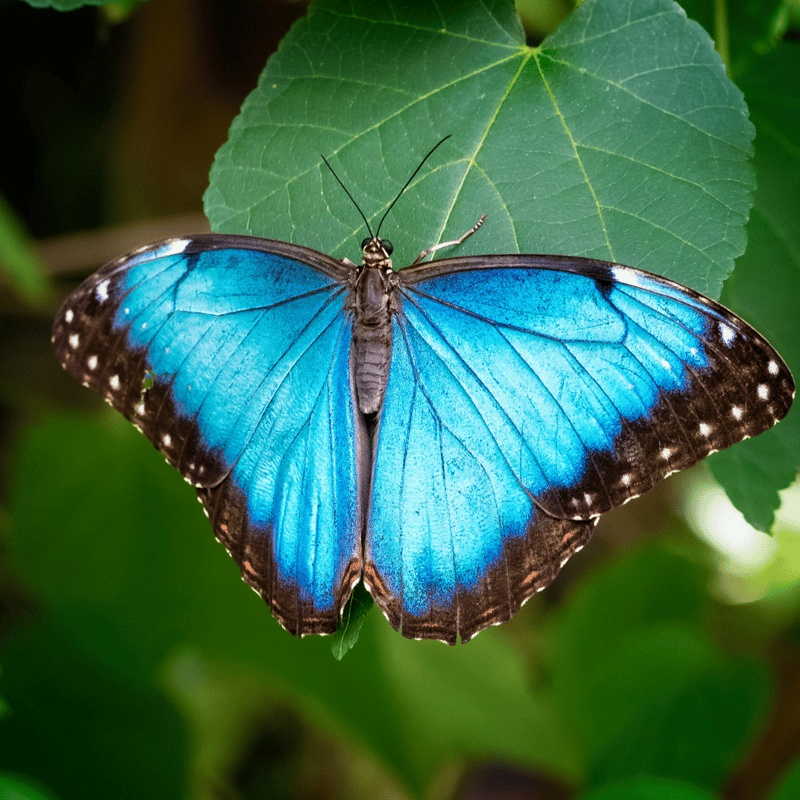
206,0 -> 753,298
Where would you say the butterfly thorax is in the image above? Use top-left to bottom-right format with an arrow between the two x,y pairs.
351,238 -> 395,415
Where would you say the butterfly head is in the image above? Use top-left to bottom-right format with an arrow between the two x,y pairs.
322,137 -> 453,275
360,236 -> 394,270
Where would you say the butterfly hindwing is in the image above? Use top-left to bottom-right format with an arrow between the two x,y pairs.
364,311 -> 595,643
364,256 -> 793,643
52,235 -> 365,635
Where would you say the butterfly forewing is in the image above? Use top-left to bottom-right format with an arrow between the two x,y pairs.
53,235 -> 365,636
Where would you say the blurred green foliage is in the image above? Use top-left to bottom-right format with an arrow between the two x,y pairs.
2,1 -> 799,799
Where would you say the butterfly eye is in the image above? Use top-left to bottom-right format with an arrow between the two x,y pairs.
381,239 -> 393,255
360,238 -> 371,250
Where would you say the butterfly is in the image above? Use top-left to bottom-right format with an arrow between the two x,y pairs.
52,140 -> 795,644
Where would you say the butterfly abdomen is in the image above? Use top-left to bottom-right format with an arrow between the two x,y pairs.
352,267 -> 393,414
352,323 -> 392,414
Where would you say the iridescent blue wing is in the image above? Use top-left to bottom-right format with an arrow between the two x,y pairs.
366,255 -> 794,643
52,235 -> 365,636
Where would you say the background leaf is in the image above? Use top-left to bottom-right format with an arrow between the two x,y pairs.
0,192 -> 50,304
206,0 -> 753,297
770,757 -> 800,800
0,618 -> 189,800
578,775 -> 720,800
709,43 -> 800,530
546,544 -> 771,790
0,773 -> 62,800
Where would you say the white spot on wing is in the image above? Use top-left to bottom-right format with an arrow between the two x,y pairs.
96,280 -> 110,302
768,360 -> 779,376
109,374 -> 121,390
87,355 -> 98,371
65,309 -> 74,323
162,433 -> 172,448
731,406 -> 743,420
661,447 -> 672,459
158,238 -> 191,257
758,384 -> 769,400
68,333 -> 79,349
719,322 -> 735,346
611,265 -> 642,287
699,422 -> 711,436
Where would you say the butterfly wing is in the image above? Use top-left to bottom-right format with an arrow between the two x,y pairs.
52,235 -> 366,635
365,255 -> 794,643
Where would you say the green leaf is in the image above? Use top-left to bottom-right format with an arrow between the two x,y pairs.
373,621 -> 577,790
770,757 -> 800,800
0,773 -> 61,800
8,412 -> 251,679
330,582 -> 374,660
19,0 -> 141,12
0,618 -> 189,800
206,0 -> 753,297
548,545 -> 708,681
578,775 -> 719,800
710,43 -> 800,531
586,634 -> 769,789
708,436 -> 795,534
680,0 -> 786,76
0,192 -> 49,304
547,542 -> 771,788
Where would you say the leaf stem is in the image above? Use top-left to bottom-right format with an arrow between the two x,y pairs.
714,0 -> 731,73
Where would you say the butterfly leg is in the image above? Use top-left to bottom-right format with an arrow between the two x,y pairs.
410,215 -> 487,266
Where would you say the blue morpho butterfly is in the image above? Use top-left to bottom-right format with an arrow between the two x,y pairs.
53,138 -> 794,644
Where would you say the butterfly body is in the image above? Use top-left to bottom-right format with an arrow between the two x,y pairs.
53,229 -> 794,644
349,238 -> 397,414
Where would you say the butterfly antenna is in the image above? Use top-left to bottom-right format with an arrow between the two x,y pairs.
375,135 -> 452,238
320,153 -> 374,238
321,136 -> 453,241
